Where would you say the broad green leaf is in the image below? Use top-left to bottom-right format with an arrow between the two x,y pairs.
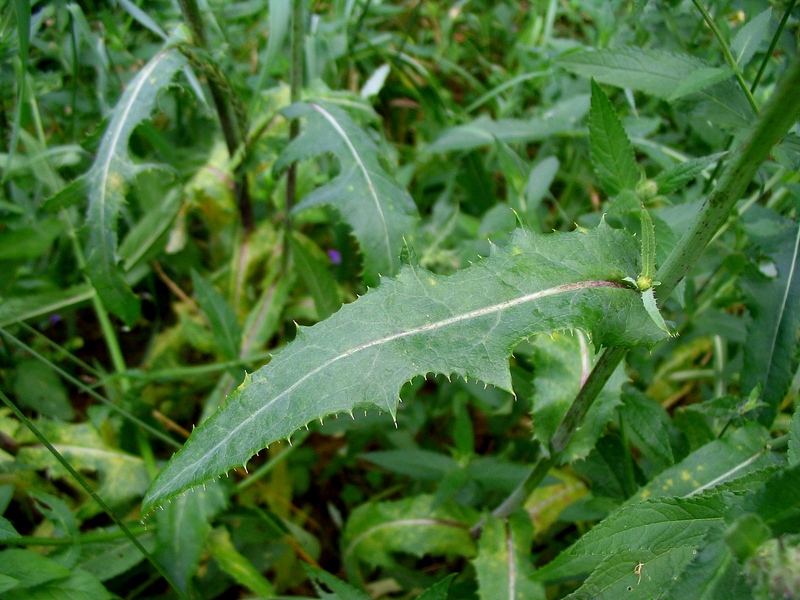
667,539 -> 753,600
473,512 -> 545,600
305,565 -> 370,600
530,331 -> 627,463
741,463 -> 800,535
589,80 -> 639,196
653,153 -> 725,196
289,232 -> 341,320
619,386 -> 673,472
206,527 -> 276,597
190,270 -> 242,362
0,218 -> 62,260
416,574 -> 457,600
427,95 -> 589,154
790,405 -> 800,466
0,517 -> 20,541
340,495 -> 477,580
741,216 -> 800,425
731,8 -> 772,69
76,527 -> 156,582
83,48 -> 186,325
143,225 -> 668,512
688,79 -> 755,132
118,189 -> 183,271
567,547 -> 697,600
275,101 -> 419,285
3,568 -> 111,600
0,549 -> 70,589
630,423 -> 773,503
16,421 -> 150,512
0,284 -> 94,327
155,479 -> 227,594
725,514 -> 771,561
559,48 -> 732,101
573,434 -> 637,501
264,0 -> 292,71
13,360 -> 74,421
773,133 -> 800,171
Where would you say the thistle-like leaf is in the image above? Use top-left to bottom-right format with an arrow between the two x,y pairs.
142,224 -> 668,513
83,48 -> 186,325
274,101 -> 419,285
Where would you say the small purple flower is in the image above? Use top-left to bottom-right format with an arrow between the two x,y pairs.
327,249 -> 342,264
50,313 -> 62,325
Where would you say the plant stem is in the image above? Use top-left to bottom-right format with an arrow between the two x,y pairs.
0,390 -> 186,599
177,0 -> 254,233
285,0 -> 304,235
488,55 -> 800,522
691,0 -> 759,114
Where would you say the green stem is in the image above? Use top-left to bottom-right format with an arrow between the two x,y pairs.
751,0 -> 796,93
691,0 -> 759,114
286,0 -> 304,228
488,55 -> 800,522
176,0 -> 254,233
1,525 -> 152,547
0,391 -> 186,599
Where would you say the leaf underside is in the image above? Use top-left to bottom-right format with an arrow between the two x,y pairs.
143,224 -> 667,513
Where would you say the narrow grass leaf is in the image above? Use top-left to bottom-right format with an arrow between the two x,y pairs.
559,48 -> 732,101
0,285 -> 94,327
206,527 -> 276,597
589,80 -> 639,196
190,271 -> 242,361
275,101 -> 419,285
143,225 -> 668,512
83,48 -> 186,325
790,405 -> 800,466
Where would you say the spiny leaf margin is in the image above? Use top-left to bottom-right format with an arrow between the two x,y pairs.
143,224 -> 667,514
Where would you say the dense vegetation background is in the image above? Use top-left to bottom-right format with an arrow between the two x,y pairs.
1,0 -> 800,598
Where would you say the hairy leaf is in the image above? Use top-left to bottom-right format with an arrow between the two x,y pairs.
143,225 -> 667,512
559,48 -> 732,101
589,80 -> 639,196
473,512 -> 545,600
275,101 -> 419,285
83,48 -> 186,325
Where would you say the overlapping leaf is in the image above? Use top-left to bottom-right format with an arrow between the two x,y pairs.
143,224 -> 667,512
275,101 -> 419,285
82,48 -> 186,325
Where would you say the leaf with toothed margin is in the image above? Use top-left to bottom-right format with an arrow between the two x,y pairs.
142,224 -> 668,514
274,100 -> 419,286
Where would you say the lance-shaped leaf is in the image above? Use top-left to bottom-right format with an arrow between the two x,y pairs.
142,224 -> 667,513
83,48 -> 186,325
274,101 -> 419,285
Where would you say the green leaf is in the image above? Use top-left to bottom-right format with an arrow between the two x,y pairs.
206,527 -> 276,597
13,360 -> 74,421
305,565 -> 370,600
790,405 -> 800,467
619,386 -> 673,471
567,547 -> 697,599
264,0 -> 292,71
731,8 -> 772,69
688,79 -> 755,132
118,188 -> 183,271
143,225 -> 668,512
0,517 -> 20,541
653,153 -> 725,196
741,216 -> 800,425
667,538 -> 753,600
530,331 -> 627,463
725,513 -> 771,561
559,48 -> 732,101
629,423 -> 773,503
473,511 -> 545,600
741,463 -> 800,535
275,101 -> 419,285
642,288 -> 672,335
4,568 -> 111,600
155,479 -> 227,594
289,232 -> 341,320
573,434 -> 636,500
190,270 -> 242,361
0,549 -> 70,590
427,95 -> 589,154
12,0 -> 30,63
82,48 -> 186,325
589,80 -> 639,196
0,218 -> 62,260
416,574 -> 457,600
0,284 -> 95,328
76,527 -> 156,582
340,495 -> 477,581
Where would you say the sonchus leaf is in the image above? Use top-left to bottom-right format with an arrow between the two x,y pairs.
83,48 -> 186,325
142,224 -> 668,513
274,101 -> 419,285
